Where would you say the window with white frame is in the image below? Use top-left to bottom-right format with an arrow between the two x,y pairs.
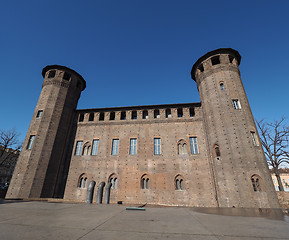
112,139 -> 119,155
129,138 -> 137,155
91,139 -> 99,155
154,138 -> 161,155
250,131 -> 259,146
232,99 -> 241,109
27,135 -> 35,150
189,137 -> 199,154
75,141 -> 83,155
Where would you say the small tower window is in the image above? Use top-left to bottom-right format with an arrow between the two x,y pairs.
131,110 -> 137,120
220,83 -> 224,90
142,110 -> 148,119
63,72 -> 71,81
78,174 -> 87,188
251,175 -> 262,192
82,142 -> 91,155
89,113 -> 94,121
154,109 -> 160,118
27,135 -> 36,150
36,110 -> 43,118
229,55 -> 234,63
232,99 -> 241,110
75,141 -> 83,155
79,113 -> 84,122
214,145 -> 221,158
250,131 -> 259,146
165,108 -> 171,118
110,112 -> 115,120
48,70 -> 56,78
120,111 -> 126,120
189,108 -> 195,117
198,64 -> 204,72
211,56 -> 220,66
177,108 -> 183,118
99,112 -> 105,121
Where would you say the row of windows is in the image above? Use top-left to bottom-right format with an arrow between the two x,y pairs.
197,54 -> 237,73
78,174 -> 262,192
79,107 -> 196,122
75,137 -> 199,156
78,174 -> 185,190
47,70 -> 71,81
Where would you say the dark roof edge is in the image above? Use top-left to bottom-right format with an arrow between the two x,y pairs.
76,102 -> 201,112
42,65 -> 86,90
191,48 -> 241,81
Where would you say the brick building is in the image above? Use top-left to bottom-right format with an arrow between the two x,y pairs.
6,48 -> 280,208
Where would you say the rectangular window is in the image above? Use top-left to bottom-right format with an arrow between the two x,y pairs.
177,108 -> 183,117
131,110 -> 137,120
91,139 -> 99,155
190,137 -> 199,154
27,135 -> 35,150
129,138 -> 137,155
165,109 -> 171,118
89,113 -> 94,121
99,112 -> 105,121
154,138 -> 161,155
154,109 -> 160,119
250,132 -> 259,146
75,141 -> 83,155
36,110 -> 43,118
79,113 -> 84,122
112,139 -> 119,155
232,99 -> 241,109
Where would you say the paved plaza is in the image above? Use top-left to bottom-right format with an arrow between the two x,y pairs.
0,200 -> 288,240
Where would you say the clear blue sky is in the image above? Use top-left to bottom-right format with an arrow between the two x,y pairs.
1,0 -> 289,140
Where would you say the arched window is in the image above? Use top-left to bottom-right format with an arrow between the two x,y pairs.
141,174 -> 150,189
178,139 -> 188,155
109,174 -> 118,190
82,142 -> 91,155
175,175 -> 184,190
213,145 -> 221,158
251,174 -> 262,192
78,174 -> 87,188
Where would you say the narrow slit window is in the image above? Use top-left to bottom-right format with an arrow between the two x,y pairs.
165,108 -> 171,118
99,112 -> 105,121
27,135 -> 35,150
79,113 -> 84,122
131,110 -> 137,120
89,113 -> 94,121
177,108 -> 183,118
120,111 -> 126,120
211,56 -> 220,65
142,110 -> 148,119
36,110 -> 43,118
189,108 -> 195,117
154,109 -> 160,119
220,83 -> 224,90
110,112 -> 115,120
250,131 -> 259,146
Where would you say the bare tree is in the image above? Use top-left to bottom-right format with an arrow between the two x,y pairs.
256,118 -> 289,191
0,128 -> 22,167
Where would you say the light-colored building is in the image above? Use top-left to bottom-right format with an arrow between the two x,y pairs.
271,172 -> 289,192
6,48 -> 280,208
